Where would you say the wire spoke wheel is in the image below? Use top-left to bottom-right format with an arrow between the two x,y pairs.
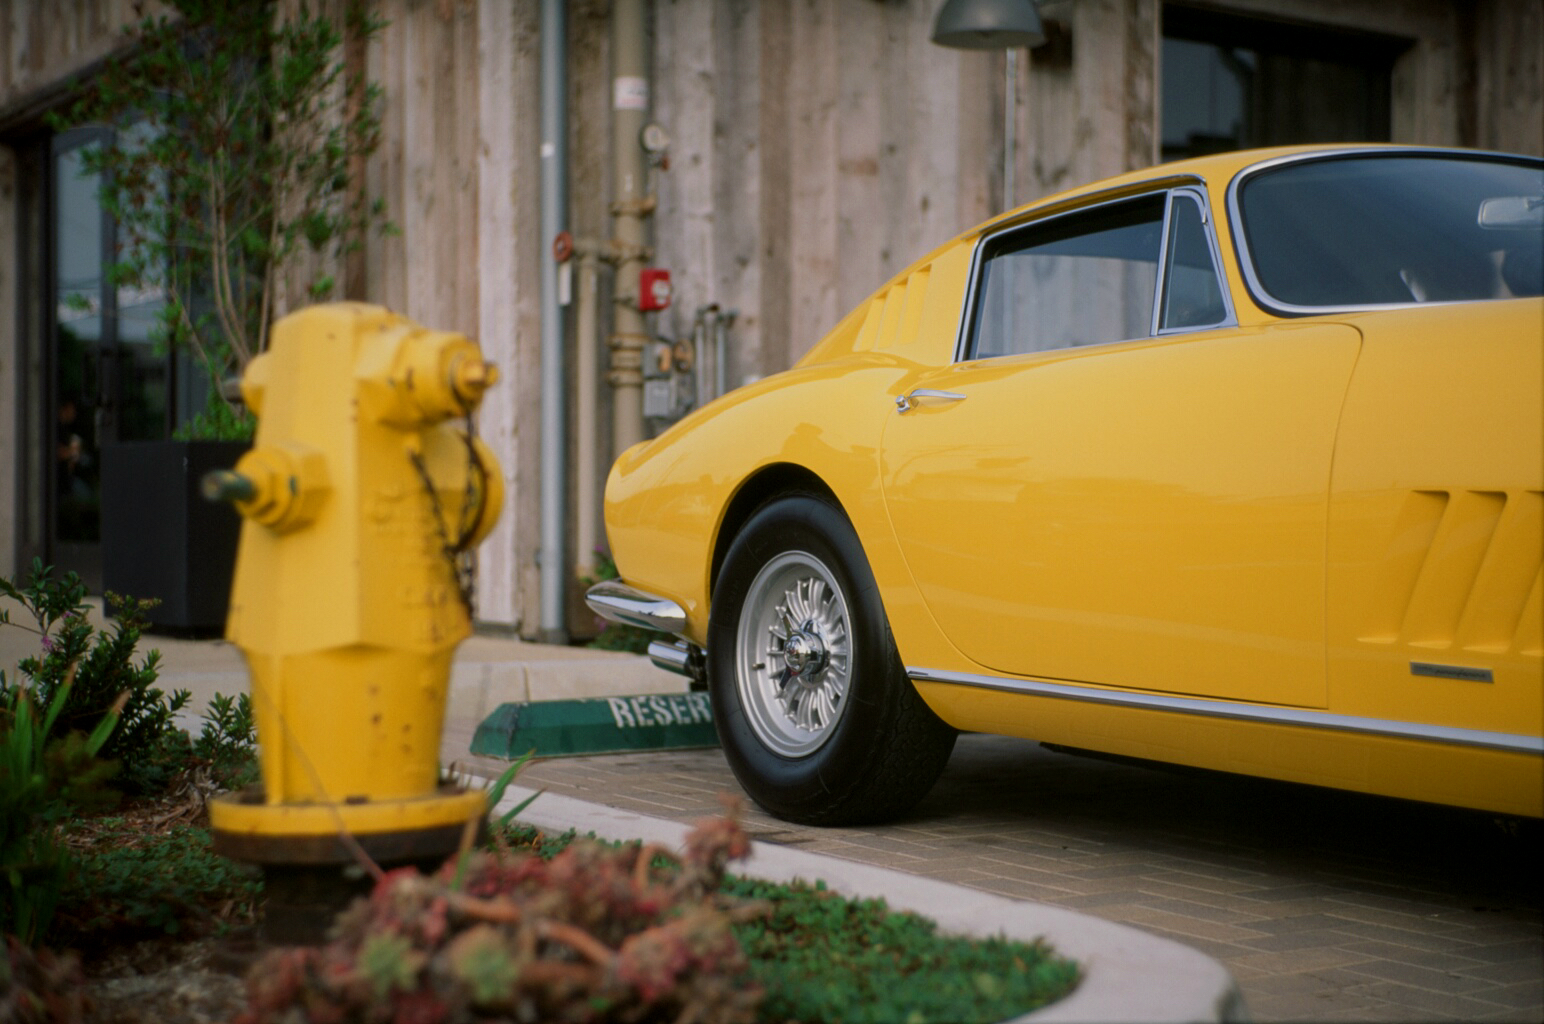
736,551 -> 852,757
709,492 -> 957,825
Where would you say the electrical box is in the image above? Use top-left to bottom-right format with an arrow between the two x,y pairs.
644,378 -> 677,419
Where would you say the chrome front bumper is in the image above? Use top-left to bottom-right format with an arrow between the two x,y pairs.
584,580 -> 689,633
584,581 -> 706,686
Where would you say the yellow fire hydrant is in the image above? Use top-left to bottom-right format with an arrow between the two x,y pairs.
205,303 -> 503,874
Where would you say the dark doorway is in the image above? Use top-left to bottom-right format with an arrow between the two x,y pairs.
1161,5 -> 1411,162
46,127 -> 204,589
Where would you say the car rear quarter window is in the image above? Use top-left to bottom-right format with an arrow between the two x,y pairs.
968,194 -> 1166,359
1160,193 -> 1229,331
1234,153 -> 1544,311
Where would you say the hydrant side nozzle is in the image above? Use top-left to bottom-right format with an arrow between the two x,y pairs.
229,444 -> 331,533
452,357 -> 498,408
203,470 -> 257,504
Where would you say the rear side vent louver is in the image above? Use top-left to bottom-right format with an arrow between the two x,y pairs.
1361,489 -> 1543,656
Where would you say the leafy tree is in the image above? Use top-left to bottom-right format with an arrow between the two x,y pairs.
53,0 -> 390,431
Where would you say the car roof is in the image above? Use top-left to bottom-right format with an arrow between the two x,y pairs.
975,143 -> 1525,237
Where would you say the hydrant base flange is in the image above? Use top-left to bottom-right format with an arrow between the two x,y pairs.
208,786 -> 486,866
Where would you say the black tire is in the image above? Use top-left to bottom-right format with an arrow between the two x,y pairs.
708,492 -> 956,825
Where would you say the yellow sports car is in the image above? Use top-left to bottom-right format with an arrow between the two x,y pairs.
588,145 -> 1544,825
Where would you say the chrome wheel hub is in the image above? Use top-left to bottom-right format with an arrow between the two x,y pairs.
782,629 -> 827,676
735,551 -> 852,758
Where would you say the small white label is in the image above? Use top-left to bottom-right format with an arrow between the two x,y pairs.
614,76 -> 648,111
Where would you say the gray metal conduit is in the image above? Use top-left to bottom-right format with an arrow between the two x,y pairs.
538,0 -> 568,643
610,0 -> 649,456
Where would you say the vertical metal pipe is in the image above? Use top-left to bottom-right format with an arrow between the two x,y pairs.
714,309 -> 732,399
609,0 -> 648,456
692,308 -> 709,410
1004,47 -> 1017,212
574,254 -> 599,581
538,0 -> 568,643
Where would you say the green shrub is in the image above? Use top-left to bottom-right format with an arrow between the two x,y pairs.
190,692 -> 259,791
0,678 -> 120,945
2,560 -> 182,794
728,875 -> 1079,1024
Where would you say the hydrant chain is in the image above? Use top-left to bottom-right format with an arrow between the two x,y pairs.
407,410 -> 486,616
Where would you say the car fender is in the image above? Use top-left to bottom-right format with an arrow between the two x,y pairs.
604,353 -> 949,658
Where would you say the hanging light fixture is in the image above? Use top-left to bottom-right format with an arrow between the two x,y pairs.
930,0 -> 1046,50
930,0 -> 1048,213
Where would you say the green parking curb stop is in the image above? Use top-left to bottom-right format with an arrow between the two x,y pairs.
470,693 -> 720,759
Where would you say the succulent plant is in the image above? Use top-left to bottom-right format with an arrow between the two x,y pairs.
237,807 -> 764,1024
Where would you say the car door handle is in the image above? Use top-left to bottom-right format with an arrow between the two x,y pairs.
895,389 -> 967,414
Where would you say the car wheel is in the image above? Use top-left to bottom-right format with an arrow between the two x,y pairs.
708,492 -> 956,825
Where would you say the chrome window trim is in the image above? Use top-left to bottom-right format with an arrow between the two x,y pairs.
1147,192 -> 1178,337
907,666 -> 1544,756
951,176 -> 1232,364
1225,146 -> 1544,317
1153,188 -> 1237,335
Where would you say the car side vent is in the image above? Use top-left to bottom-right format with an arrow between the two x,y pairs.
1361,489 -> 1543,656
853,288 -> 890,352
853,266 -> 933,354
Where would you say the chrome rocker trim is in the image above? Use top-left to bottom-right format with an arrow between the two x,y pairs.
584,580 -> 688,635
908,667 -> 1544,756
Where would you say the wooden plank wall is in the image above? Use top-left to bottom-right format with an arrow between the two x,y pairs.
649,0 -> 1001,382
360,0 -> 543,628
269,0 -> 540,627
0,0 -> 155,125
1475,0 -> 1544,155
473,0 -> 539,630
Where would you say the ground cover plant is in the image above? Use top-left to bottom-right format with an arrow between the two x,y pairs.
238,810 -> 1079,1024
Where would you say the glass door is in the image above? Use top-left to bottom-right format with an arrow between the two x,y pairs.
49,127 -> 174,588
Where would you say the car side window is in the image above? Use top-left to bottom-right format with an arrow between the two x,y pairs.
967,194 -> 1166,359
1159,192 -> 1229,331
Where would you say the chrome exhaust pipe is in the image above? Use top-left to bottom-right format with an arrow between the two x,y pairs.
648,638 -> 708,691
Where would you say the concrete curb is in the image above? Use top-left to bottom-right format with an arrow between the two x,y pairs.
492,786 -> 1248,1024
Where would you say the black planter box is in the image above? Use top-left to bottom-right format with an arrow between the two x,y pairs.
101,440 -> 249,634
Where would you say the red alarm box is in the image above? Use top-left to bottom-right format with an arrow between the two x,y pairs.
639,267 -> 673,312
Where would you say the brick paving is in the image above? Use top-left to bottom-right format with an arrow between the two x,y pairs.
457,732 -> 1543,1023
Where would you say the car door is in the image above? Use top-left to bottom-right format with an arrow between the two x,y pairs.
879,188 -> 1359,707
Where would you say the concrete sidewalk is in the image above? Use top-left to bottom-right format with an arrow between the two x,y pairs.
0,596 -> 688,724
